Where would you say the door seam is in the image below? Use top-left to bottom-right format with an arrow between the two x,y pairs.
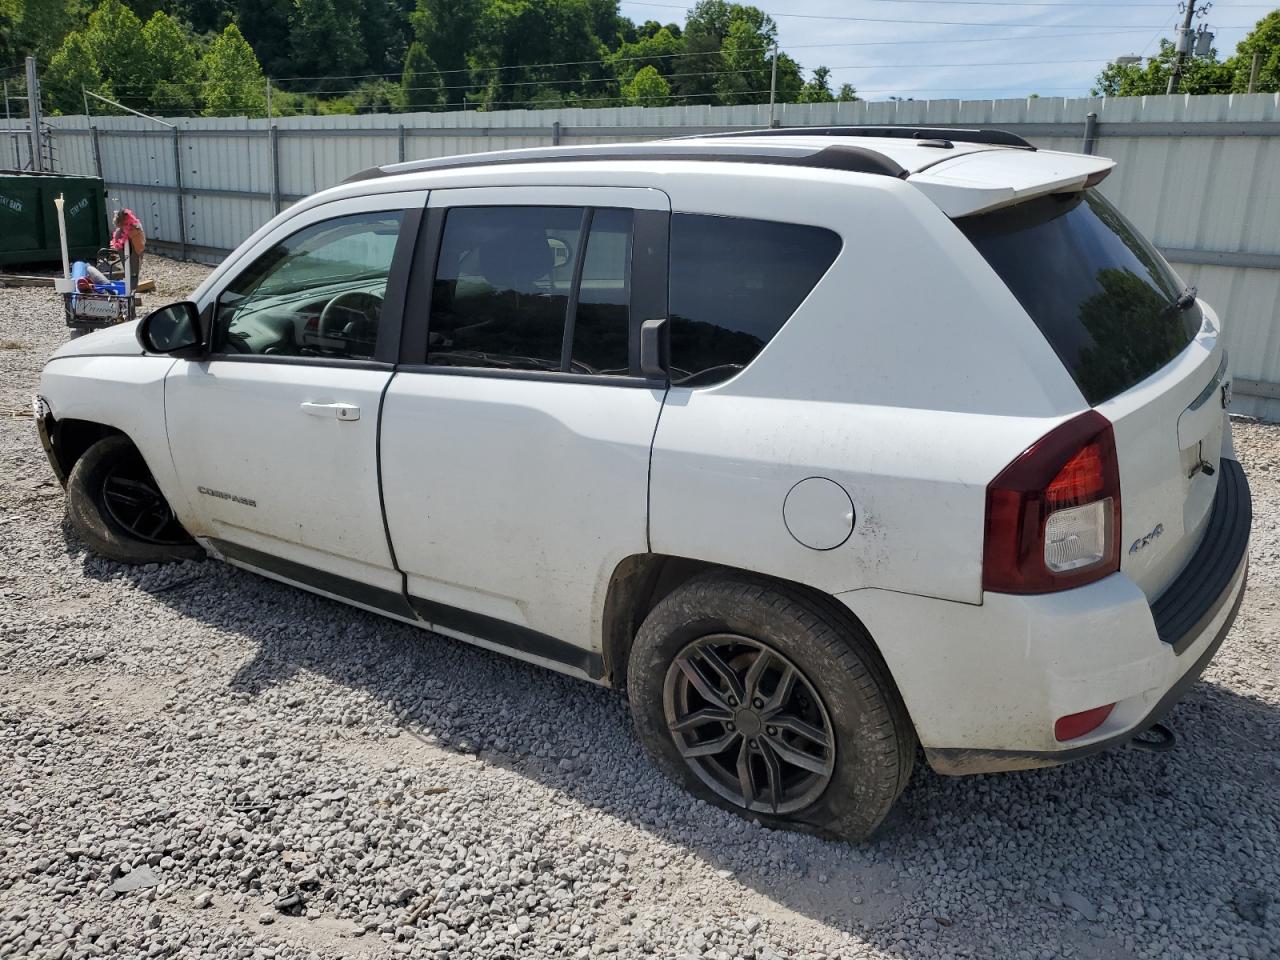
645,384 -> 670,553
375,370 -> 417,614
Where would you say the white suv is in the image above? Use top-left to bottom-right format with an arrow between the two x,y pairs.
35,128 -> 1251,839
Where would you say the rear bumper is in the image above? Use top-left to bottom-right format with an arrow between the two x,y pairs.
1150,458 -> 1251,654
841,457 -> 1251,774
926,555 -> 1246,774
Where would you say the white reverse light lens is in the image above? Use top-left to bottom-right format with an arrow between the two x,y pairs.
1044,498 -> 1111,573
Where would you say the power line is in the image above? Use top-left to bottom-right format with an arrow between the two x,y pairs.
20,23 -> 1177,97
1139,11 -> 1179,57
853,0 -> 1273,6
96,26 -> 1171,93
622,1 -> 1259,28
186,74 -> 1262,117
105,56 -> 1123,97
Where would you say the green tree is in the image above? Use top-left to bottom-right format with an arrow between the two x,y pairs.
836,82 -> 858,102
45,31 -> 104,114
171,0 -> 232,34
798,65 -> 834,103
622,64 -> 669,105
401,40 -> 443,111
236,0 -> 296,78
201,23 -> 267,116
358,0 -> 408,76
0,0 -> 22,66
678,0 -> 734,99
12,0 -> 84,62
290,0 -> 366,91
715,16 -> 770,104
1233,10 -> 1280,92
469,0 -> 608,110
681,1 -> 799,106
1092,38 -> 1233,96
121,0 -> 166,19
608,24 -> 683,86
83,0 -> 146,104
350,78 -> 405,113
583,0 -> 624,48
140,11 -> 200,114
773,50 -> 803,102
409,0 -> 480,108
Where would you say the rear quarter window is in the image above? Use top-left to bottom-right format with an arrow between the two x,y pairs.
668,213 -> 842,386
958,189 -> 1199,405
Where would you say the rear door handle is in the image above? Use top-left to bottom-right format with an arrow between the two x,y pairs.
300,401 -> 361,421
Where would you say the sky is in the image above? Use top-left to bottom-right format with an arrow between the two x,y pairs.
616,0 -> 1270,101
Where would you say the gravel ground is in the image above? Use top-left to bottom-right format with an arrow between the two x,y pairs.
1,256 -> 1278,960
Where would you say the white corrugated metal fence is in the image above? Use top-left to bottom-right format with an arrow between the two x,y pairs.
5,94 -> 1279,418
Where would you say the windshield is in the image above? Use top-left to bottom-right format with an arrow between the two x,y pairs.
958,189 -> 1200,405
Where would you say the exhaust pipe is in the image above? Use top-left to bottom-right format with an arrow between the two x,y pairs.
1127,721 -> 1176,753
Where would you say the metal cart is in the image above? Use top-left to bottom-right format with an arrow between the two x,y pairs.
60,247 -> 138,332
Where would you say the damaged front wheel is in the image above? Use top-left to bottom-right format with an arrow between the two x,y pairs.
66,435 -> 204,564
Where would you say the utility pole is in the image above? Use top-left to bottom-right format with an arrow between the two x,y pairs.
3,81 -> 13,169
265,78 -> 272,120
25,56 -> 44,172
1166,0 -> 1198,95
768,43 -> 779,128
1247,50 -> 1261,93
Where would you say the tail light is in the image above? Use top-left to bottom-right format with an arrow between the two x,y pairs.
983,411 -> 1121,594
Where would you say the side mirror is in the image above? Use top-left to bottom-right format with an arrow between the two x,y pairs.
137,301 -> 202,356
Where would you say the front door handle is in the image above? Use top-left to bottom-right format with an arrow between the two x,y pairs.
300,401 -> 361,421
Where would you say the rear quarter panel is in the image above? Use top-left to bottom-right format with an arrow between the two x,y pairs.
649,171 -> 1088,604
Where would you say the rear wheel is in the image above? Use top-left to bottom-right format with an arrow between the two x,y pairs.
628,573 -> 915,840
66,435 -> 204,564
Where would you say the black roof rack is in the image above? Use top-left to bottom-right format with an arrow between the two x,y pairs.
690,125 -> 1036,151
342,142 -> 908,185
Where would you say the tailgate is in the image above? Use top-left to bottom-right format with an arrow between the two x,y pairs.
953,184 -> 1231,601
1099,334 -> 1230,601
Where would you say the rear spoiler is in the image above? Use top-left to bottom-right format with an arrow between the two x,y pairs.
908,149 -> 1116,218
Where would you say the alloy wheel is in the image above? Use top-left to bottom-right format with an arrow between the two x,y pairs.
662,634 -> 836,815
100,454 -> 190,546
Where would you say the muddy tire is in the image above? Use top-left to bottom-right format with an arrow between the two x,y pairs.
628,572 -> 915,841
65,435 -> 204,565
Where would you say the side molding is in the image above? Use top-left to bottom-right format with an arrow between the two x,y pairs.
204,538 -> 606,681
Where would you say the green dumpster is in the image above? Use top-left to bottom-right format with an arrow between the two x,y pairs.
0,171 -> 110,268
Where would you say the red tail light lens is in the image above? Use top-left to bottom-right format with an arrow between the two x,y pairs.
983,411 -> 1121,594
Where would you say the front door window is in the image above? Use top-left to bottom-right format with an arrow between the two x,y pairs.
214,211 -> 405,360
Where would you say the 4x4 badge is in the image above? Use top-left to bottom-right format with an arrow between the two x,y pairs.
1129,523 -> 1164,555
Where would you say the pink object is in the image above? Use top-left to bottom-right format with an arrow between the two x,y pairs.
110,208 -> 143,252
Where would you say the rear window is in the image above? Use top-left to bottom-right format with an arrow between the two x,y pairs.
958,189 -> 1200,405
669,214 -> 841,386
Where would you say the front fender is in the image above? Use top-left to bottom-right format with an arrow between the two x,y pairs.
39,355 -> 194,525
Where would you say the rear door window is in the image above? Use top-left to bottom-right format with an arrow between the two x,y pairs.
429,206 -> 580,372
668,214 -> 842,386
958,189 -> 1199,405
570,208 -> 633,375
427,206 -> 634,376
